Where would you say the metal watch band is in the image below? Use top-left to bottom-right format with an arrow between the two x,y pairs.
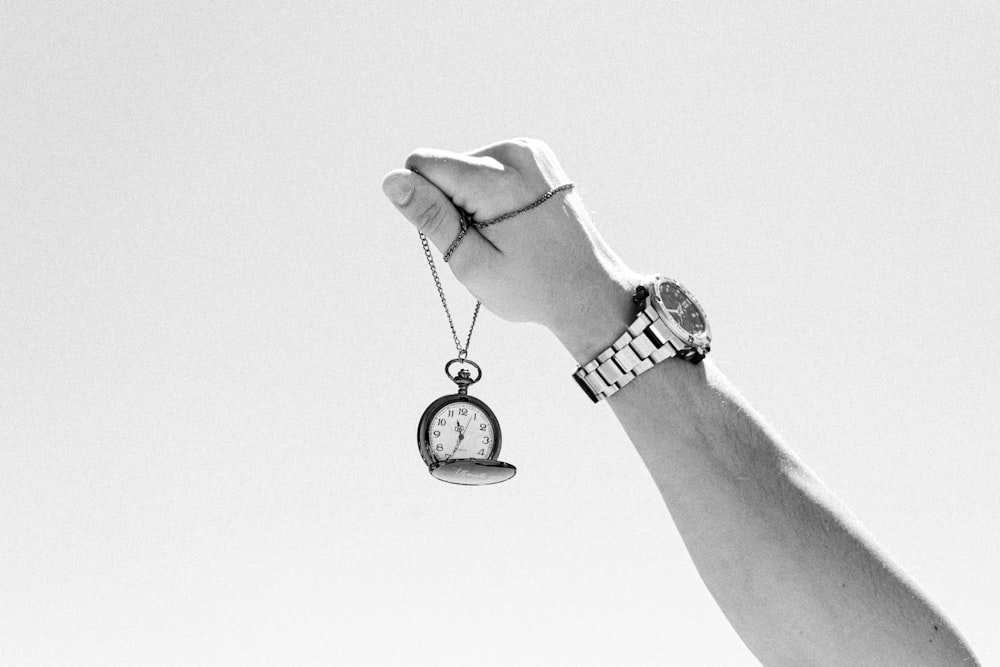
572,300 -> 703,404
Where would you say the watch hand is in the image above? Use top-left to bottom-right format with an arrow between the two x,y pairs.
447,437 -> 463,460
447,414 -> 476,460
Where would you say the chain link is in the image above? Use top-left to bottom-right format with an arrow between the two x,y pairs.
419,230 -> 480,359
474,182 -> 574,229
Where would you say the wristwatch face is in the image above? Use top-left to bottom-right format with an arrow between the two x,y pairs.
653,277 -> 711,342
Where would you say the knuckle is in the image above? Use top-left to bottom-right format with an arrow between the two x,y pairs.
404,147 -> 432,171
512,137 -> 551,156
505,138 -> 537,158
481,141 -> 530,172
494,137 -> 554,174
415,199 -> 447,235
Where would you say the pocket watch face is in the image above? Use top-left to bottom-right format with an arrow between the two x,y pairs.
425,400 -> 497,463
655,278 -> 708,337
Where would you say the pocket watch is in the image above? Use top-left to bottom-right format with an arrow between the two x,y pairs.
417,358 -> 516,485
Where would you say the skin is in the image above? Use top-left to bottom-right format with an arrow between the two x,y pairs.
382,138 -> 980,666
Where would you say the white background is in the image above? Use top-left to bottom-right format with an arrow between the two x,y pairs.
2,2 -> 997,664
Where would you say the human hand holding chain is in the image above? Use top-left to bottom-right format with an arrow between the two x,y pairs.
382,138 -> 642,365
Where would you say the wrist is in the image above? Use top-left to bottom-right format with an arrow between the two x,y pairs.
550,270 -> 646,366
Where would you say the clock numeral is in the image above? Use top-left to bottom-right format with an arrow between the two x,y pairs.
437,418 -> 446,426
479,423 -> 487,431
435,444 -> 443,452
458,408 -> 468,416
482,437 -> 490,445
433,430 -> 440,437
477,449 -> 485,456
448,410 -> 454,417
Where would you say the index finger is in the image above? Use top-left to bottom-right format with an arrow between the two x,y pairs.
404,148 -> 512,219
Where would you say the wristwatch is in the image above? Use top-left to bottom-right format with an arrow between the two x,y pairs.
573,275 -> 711,403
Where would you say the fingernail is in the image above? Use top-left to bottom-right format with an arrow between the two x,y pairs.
383,174 -> 414,206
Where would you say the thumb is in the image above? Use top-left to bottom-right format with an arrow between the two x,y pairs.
382,169 -> 487,264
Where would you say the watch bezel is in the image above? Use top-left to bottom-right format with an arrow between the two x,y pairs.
649,275 -> 712,352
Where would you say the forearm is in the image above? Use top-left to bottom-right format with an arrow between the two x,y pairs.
602,356 -> 977,665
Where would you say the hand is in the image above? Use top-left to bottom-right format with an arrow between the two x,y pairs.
460,413 -> 474,440
382,138 -> 642,363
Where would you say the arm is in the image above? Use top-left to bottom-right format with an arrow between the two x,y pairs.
568,342 -> 977,666
382,138 -> 979,666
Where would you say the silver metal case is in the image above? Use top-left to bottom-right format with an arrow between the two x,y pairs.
649,275 -> 712,362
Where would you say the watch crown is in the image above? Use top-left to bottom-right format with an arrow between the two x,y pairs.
454,369 -> 472,395
632,285 -> 649,304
